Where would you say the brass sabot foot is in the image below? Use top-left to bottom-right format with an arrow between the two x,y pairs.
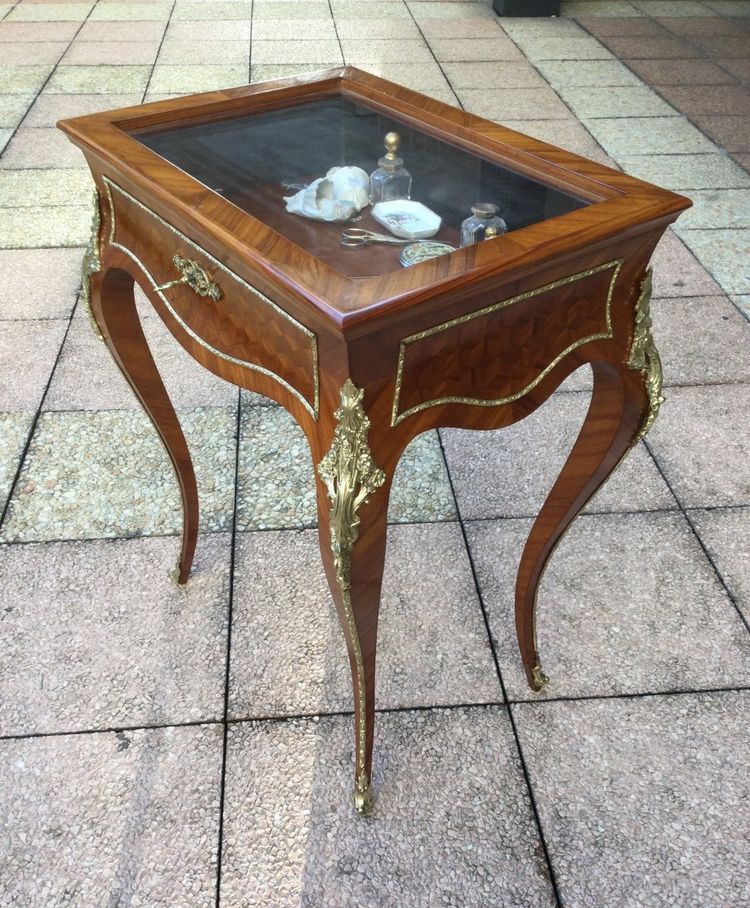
169,562 -> 188,585
531,663 -> 549,692
353,774 -> 374,816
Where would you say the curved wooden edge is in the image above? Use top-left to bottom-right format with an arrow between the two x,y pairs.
514,360 -> 649,691
90,256 -> 199,584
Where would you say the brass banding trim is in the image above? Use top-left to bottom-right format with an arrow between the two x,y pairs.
102,177 -> 320,420
391,259 -> 623,427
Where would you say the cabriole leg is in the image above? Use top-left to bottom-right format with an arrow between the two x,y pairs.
317,380 -> 390,814
90,262 -> 200,584
515,358 -> 656,691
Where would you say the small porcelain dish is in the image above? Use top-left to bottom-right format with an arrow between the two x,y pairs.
399,240 -> 456,267
371,200 -> 442,239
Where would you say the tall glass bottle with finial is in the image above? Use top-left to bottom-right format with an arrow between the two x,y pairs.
369,131 -> 412,204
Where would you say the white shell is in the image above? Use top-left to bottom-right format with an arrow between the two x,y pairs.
284,166 -> 370,222
371,200 -> 442,239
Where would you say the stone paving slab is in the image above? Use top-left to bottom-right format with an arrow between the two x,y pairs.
0,204 -> 91,248
441,391 -> 677,520
678,228 -> 750,296
0,725 -> 222,907
0,247 -> 82,320
220,708 -> 556,908
467,511 -> 750,701
0,411 -> 33,514
0,318 -> 67,410
0,126 -> 89,170
646,384 -> 750,509
236,405 -> 456,531
688,506 -> 750,624
616,153 -> 750,190
44,314 -> 237,410
229,523 -> 501,719
649,229 -> 723,298
651,293 -> 750,385
0,534 -> 230,735
513,692 -> 750,908
0,407 -> 237,542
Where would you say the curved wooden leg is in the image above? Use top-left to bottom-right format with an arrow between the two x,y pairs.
515,361 -> 650,691
316,380 -> 390,814
90,263 -> 199,584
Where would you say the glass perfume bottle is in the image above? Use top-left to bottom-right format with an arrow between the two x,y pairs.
460,203 -> 508,247
369,131 -> 412,204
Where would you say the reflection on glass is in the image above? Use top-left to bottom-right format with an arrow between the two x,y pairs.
130,94 -> 589,276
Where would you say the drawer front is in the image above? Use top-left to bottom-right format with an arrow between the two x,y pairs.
391,259 -> 622,427
103,177 -> 319,419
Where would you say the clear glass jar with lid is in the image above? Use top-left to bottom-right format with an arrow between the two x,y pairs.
369,131 -> 412,204
460,203 -> 508,247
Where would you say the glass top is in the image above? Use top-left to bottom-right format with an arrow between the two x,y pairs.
130,94 -> 589,278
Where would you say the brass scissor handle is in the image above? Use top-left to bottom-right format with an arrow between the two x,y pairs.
155,254 -> 222,301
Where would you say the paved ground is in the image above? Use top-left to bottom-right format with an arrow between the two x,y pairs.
1,0 -> 750,905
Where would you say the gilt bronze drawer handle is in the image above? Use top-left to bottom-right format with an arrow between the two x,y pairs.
156,253 -> 222,301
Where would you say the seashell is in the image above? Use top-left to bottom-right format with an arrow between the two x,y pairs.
326,166 -> 370,210
284,166 -> 370,222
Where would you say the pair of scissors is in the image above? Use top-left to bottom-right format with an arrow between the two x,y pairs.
340,228 -> 409,247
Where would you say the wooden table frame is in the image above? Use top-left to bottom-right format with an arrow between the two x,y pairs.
59,67 -> 690,813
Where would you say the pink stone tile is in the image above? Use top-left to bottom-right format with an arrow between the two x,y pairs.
626,57 -> 735,85
578,15 -> 668,35
0,41 -> 68,63
24,91 -> 141,125
657,84 -> 750,118
0,247 -> 82,319
0,319 -> 67,410
694,115 -> 750,153
62,40 -> 161,65
156,38 -> 250,65
45,314 -> 237,410
602,34 -> 702,58
0,127 -> 86,168
0,535 -> 231,733
652,294 -> 750,385
650,229 -> 723,297
75,19 -> 167,41
656,15 -> 745,36
0,21 -> 80,41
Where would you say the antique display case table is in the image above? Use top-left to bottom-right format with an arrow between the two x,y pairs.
59,67 -> 690,813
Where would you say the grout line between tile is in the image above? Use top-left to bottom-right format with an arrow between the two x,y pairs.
403,1 -> 462,107
325,0 -> 344,69
0,716 -> 223,744
140,0 -> 177,102
0,303 -> 79,534
7,682 -> 750,745
435,429 -> 565,908
641,438 -> 750,640
213,385 -> 242,908
508,681 -> 750,708
1,4 -> 98,156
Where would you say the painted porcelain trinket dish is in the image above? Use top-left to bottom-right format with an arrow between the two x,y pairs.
371,200 -> 441,240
